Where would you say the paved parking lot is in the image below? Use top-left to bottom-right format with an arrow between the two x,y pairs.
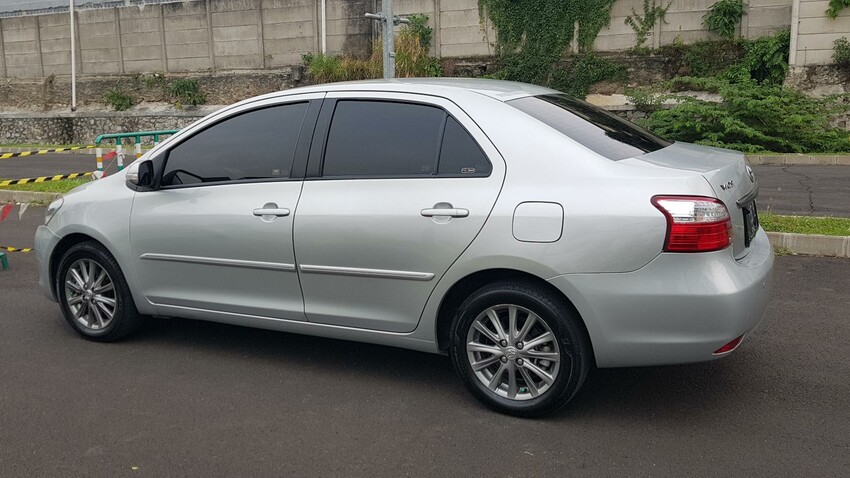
1,207 -> 848,476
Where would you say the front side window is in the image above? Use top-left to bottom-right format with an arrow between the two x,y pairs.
322,101 -> 445,177
162,102 -> 309,186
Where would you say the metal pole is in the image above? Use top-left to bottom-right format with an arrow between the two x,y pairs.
365,1 -> 407,79
69,0 -> 76,111
321,0 -> 327,54
382,0 -> 394,79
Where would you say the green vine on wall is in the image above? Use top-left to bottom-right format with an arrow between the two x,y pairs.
827,0 -> 850,19
625,0 -> 671,50
478,0 -> 616,87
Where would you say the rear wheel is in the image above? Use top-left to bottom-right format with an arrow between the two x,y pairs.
449,281 -> 591,417
56,241 -> 142,341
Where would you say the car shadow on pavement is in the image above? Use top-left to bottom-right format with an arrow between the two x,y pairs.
133,315 -> 746,420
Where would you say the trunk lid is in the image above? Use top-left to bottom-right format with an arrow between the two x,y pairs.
631,142 -> 758,259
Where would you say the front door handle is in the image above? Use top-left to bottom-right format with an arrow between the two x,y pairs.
253,208 -> 290,217
420,207 -> 469,218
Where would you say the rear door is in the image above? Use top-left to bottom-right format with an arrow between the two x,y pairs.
293,92 -> 505,333
130,95 -> 321,320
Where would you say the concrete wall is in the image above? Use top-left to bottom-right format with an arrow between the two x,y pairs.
594,0 -> 793,51
793,0 -> 850,66
0,0 -> 835,79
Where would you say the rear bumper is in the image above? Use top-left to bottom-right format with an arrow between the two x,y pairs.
35,225 -> 61,302
548,227 -> 774,368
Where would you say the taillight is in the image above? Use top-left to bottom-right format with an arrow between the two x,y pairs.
651,196 -> 732,253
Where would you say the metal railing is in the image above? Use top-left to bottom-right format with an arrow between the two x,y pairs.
94,130 -> 179,175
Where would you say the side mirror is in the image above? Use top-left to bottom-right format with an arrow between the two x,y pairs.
126,160 -> 155,191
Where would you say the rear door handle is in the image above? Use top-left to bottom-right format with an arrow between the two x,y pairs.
253,208 -> 290,217
420,208 -> 469,218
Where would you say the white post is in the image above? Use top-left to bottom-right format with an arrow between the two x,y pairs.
321,0 -> 327,54
789,0 -> 801,67
70,0 -> 77,111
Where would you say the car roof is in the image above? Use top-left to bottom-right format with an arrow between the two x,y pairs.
265,78 -> 559,103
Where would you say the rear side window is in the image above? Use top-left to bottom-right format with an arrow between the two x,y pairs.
323,101 -> 445,177
162,102 -> 308,186
437,117 -> 492,177
508,94 -> 670,160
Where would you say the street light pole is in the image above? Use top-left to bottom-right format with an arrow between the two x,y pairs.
69,0 -> 76,111
365,0 -> 409,79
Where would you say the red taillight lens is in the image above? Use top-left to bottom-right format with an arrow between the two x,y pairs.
652,196 -> 732,253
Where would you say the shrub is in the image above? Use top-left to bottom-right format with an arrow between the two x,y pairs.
834,37 -> 850,68
681,40 -> 745,77
626,86 -> 668,112
639,78 -> 850,153
406,13 -> 432,49
168,79 -> 206,107
105,89 -> 132,111
549,54 -> 626,98
303,17 -> 440,83
732,29 -> 790,85
704,0 -> 746,40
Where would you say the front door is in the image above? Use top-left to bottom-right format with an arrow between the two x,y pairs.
130,98 -> 318,320
293,93 -> 505,333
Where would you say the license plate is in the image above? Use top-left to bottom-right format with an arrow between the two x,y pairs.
742,201 -> 759,247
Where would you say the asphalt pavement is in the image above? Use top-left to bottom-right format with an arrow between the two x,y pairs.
754,165 -> 850,217
1,207 -> 849,476
0,153 -> 123,179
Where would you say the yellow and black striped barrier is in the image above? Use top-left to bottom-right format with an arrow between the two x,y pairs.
0,172 -> 92,187
1,245 -> 33,253
0,145 -> 96,159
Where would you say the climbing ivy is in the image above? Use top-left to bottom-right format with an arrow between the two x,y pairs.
625,0 -> 671,50
479,0 -> 617,87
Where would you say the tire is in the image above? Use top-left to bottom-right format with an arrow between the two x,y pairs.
55,241 -> 143,342
449,280 -> 592,417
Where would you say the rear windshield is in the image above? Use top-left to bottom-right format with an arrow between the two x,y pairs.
508,94 -> 671,160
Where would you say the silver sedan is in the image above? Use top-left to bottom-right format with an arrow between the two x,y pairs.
35,79 -> 773,417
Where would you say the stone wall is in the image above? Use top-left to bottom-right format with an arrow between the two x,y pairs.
0,67 -> 301,109
0,110 -> 208,145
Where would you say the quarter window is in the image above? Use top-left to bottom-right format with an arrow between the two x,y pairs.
162,102 -> 309,186
437,116 -> 491,177
322,101 -> 445,177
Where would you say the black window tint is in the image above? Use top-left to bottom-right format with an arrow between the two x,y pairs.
162,102 -> 308,186
508,94 -> 671,161
322,101 -> 445,177
437,116 -> 491,176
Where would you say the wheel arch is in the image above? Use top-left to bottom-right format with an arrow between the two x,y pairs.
49,233 -> 105,299
434,268 -> 595,364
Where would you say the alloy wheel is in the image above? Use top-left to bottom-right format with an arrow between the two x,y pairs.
63,258 -> 117,331
466,304 -> 562,401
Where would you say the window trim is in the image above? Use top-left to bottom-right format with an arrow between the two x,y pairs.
307,97 -> 492,181
154,99 -> 321,190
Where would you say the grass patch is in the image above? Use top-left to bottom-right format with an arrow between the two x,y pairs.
760,212 -> 850,236
0,178 -> 89,194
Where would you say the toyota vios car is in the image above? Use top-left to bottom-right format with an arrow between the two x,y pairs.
35,79 -> 773,417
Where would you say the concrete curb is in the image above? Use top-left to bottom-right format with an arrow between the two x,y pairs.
747,154 -> 850,166
767,232 -> 850,258
0,190 -> 61,205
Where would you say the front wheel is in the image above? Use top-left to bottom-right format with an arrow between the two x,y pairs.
56,241 -> 143,341
449,281 -> 592,417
